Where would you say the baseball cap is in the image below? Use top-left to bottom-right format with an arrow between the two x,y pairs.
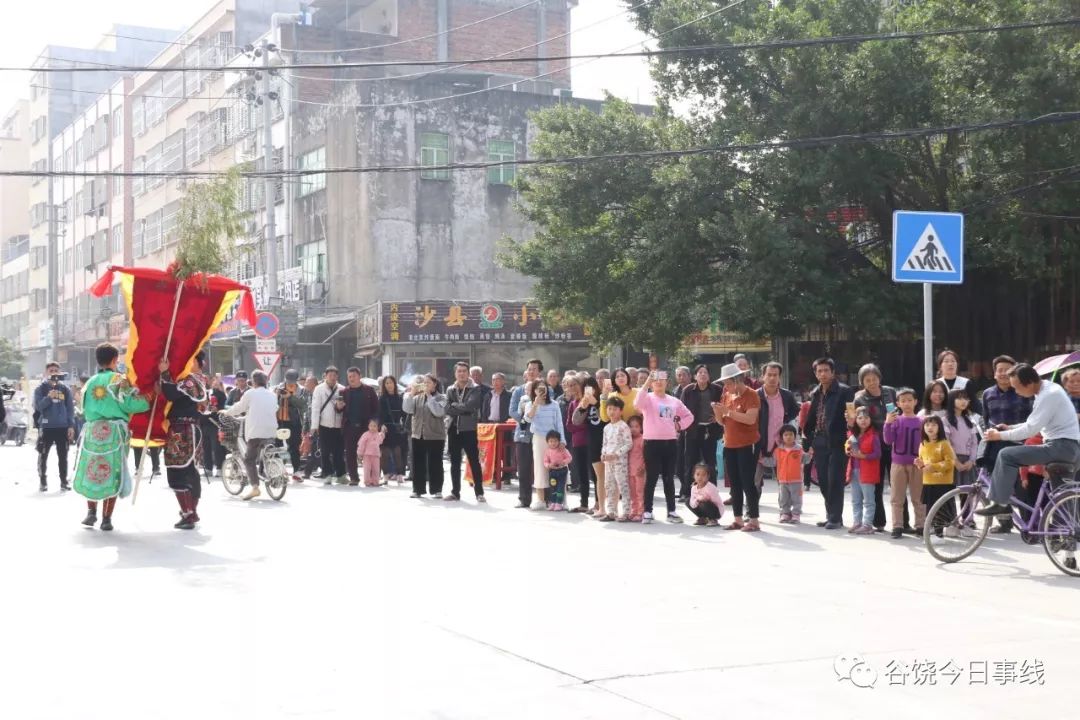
235,371 -> 248,379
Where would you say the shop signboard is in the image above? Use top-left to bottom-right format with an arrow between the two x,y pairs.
381,301 -> 589,344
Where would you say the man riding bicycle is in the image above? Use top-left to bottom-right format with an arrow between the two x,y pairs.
220,370 -> 279,501
977,363 -> 1080,517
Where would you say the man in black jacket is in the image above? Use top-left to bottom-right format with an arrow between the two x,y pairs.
34,362 -> 76,491
444,362 -> 486,502
754,362 -> 800,490
680,365 -> 724,496
804,357 -> 855,529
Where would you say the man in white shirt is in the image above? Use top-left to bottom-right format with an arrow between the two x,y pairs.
978,363 -> 1080,516
221,370 -> 280,500
308,366 -> 346,484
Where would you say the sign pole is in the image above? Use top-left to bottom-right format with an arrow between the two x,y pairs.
923,283 -> 933,385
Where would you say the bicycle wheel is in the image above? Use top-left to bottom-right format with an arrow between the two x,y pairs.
924,485 -> 991,563
1041,490 -> 1080,577
221,456 -> 246,496
262,453 -> 289,501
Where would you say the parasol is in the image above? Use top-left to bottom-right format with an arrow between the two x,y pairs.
1034,350 -> 1080,378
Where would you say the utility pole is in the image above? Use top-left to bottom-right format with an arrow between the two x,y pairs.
260,39 -> 278,309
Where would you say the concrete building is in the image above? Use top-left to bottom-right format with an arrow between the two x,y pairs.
204,0 -> 597,383
1,101 -> 32,354
24,27 -> 180,377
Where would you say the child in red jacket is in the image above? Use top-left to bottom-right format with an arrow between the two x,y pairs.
846,408 -> 881,534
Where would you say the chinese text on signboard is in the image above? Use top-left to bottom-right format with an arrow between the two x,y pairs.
382,301 -> 588,344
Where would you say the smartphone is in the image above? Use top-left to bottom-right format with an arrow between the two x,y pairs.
886,402 -> 897,414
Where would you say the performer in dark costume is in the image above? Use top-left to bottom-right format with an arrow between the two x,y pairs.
159,351 -> 209,530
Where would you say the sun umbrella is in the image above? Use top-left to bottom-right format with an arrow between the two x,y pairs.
1034,350 -> 1080,377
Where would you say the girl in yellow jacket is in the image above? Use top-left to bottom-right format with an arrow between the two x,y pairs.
914,415 -> 957,537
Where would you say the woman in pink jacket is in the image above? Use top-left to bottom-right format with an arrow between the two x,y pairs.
634,371 -> 695,524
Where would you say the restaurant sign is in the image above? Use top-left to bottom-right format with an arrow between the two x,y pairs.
382,301 -> 589,344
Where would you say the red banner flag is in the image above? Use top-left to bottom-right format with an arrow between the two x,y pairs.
90,266 -> 256,445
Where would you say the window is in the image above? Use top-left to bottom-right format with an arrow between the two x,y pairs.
74,240 -> 83,270
112,165 -> 123,196
186,112 -> 204,166
215,107 -> 231,148
162,130 -> 185,172
132,156 -> 145,196
131,96 -> 145,137
184,44 -> 203,97
30,202 -> 48,228
145,142 -> 163,191
133,219 -> 146,258
419,132 -> 449,180
145,211 -> 162,253
161,66 -> 184,111
487,140 -> 515,185
94,230 -> 109,265
298,147 -> 326,197
298,240 -> 327,285
217,31 -> 236,61
162,202 -> 180,245
30,116 -> 47,144
112,224 -> 123,256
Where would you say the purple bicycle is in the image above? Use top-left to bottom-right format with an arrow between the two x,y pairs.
923,463 -> 1080,576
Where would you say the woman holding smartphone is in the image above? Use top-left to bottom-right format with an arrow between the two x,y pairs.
402,374 -> 447,498
851,363 -> 897,532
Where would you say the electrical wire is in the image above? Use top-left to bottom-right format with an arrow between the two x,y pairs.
14,16 -> 1077,74
285,0 -> 542,55
6,111 -> 1077,180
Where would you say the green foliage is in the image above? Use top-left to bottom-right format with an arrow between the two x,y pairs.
0,337 -> 24,378
504,0 -> 1080,354
172,166 -> 249,280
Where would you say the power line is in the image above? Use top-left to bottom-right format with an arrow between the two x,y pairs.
13,16 -> 1077,74
6,111 -> 1078,180
285,0 -> 542,55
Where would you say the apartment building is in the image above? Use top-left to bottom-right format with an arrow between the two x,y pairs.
1,101 -> 31,353
24,27 -> 179,377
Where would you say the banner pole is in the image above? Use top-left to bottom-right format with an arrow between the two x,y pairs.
131,281 -> 185,505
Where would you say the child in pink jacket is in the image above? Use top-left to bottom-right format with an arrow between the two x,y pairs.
627,416 -> 646,521
356,420 -> 387,487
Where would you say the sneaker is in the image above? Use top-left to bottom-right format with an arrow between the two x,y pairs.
778,513 -> 792,524
242,486 -> 261,501
336,475 -> 350,485
891,528 -> 904,539
409,492 -> 422,499
642,512 -> 654,525
944,526 -> 960,538
791,515 -> 801,524
667,513 -> 683,524
476,495 -> 487,504
60,481 -> 70,492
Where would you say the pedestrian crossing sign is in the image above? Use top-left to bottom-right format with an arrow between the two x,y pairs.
892,211 -> 964,284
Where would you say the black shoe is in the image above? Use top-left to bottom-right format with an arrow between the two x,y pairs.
39,484 -> 47,492
891,528 -> 904,539
1065,557 -> 1078,571
902,525 -> 917,535
82,512 -> 97,527
989,524 -> 1012,534
974,502 -> 1012,517
174,515 -> 196,530
824,522 -> 843,530
60,481 -> 70,492
815,521 -> 828,528
934,527 -> 944,538
100,517 -> 113,532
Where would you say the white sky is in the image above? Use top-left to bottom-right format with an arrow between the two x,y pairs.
0,0 -> 655,114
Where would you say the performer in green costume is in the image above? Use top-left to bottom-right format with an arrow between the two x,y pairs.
75,343 -> 151,531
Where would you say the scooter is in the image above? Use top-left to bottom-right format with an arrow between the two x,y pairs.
1,402 -> 28,446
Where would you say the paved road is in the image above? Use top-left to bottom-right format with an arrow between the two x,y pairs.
2,444 -> 1076,719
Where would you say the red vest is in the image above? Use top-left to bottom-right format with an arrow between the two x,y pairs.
846,428 -> 881,484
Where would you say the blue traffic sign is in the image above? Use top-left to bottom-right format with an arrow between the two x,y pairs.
892,211 -> 964,284
254,311 -> 280,339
